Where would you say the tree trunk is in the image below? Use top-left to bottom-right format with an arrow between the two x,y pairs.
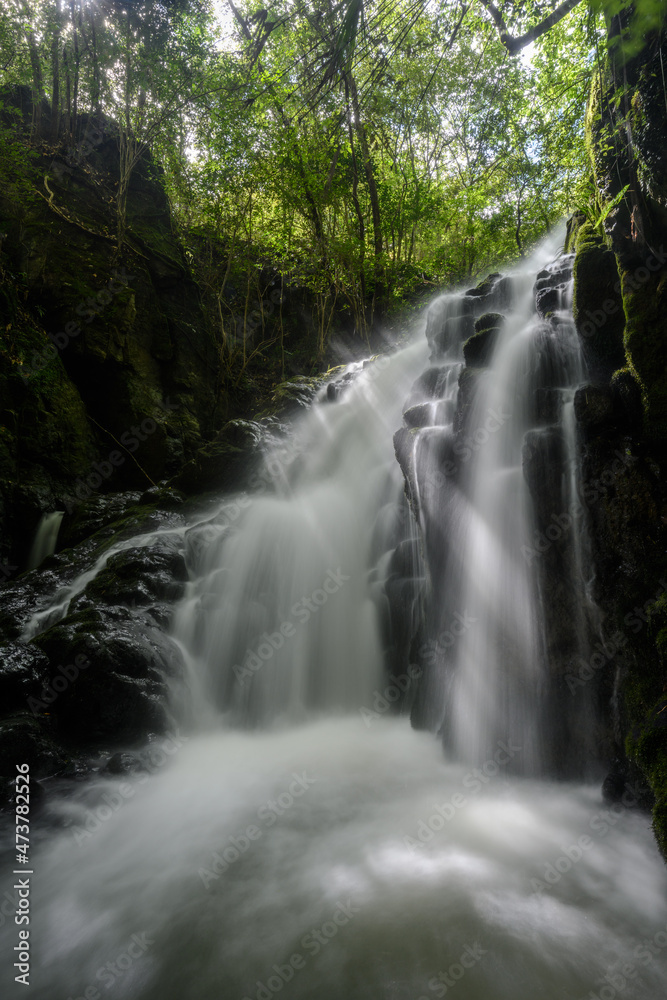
70,0 -> 80,142
347,73 -> 384,312
22,3 -> 44,142
50,26 -> 61,142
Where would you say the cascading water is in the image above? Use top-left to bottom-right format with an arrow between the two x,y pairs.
400,239 -> 596,774
171,349 -> 427,728
3,236 -> 667,1000
25,511 -> 64,572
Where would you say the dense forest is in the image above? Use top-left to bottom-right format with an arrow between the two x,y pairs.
1,0 -> 594,340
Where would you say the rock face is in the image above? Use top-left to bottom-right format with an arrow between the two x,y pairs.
0,490 -> 192,807
0,92 -> 221,569
0,91 -> 361,572
561,19 -> 667,852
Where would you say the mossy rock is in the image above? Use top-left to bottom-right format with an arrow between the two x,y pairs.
573,384 -> 615,431
31,607 -> 184,746
572,222 -> 626,380
474,312 -> 505,335
464,272 -> 502,298
463,327 -> 502,367
626,698 -> 667,857
620,265 -> 667,443
403,403 -> 433,429
71,537 -> 188,611
610,366 -> 644,436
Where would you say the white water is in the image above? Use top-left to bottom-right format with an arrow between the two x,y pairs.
172,342 -> 426,727
3,238 -> 667,1000
25,511 -> 64,571
4,719 -> 667,1000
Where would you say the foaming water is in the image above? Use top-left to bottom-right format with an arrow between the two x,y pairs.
5,720 -> 667,1000
172,340 -> 428,726
408,234 -> 594,772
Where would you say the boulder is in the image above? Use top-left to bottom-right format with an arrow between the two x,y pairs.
463,328 -> 501,367
31,607 -> 185,745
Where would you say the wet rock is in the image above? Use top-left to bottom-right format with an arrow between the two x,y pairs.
170,437 -> 260,496
611,367 -> 643,436
257,375 -> 327,418
0,556 -> 85,641
463,328 -> 502,367
410,367 -> 447,400
572,224 -> 625,381
393,427 -> 420,516
184,519 -> 234,574
523,426 -> 567,520
0,642 -> 51,712
59,492 -> 144,549
403,403 -> 433,429
389,538 -> 423,579
72,537 -> 188,610
534,387 -> 562,426
475,312 -> 505,334
218,419 -> 265,450
574,384 -> 616,431
465,272 -> 502,297
455,367 -> 490,433
428,313 -> 475,359
535,257 -> 573,292
0,714 -> 70,780
31,608 -> 185,745
138,485 -> 186,508
536,284 -> 568,318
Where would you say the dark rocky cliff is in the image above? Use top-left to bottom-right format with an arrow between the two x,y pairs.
0,89 -> 221,568
565,21 -> 667,855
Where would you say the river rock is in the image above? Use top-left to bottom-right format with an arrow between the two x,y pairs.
31,607 -> 185,745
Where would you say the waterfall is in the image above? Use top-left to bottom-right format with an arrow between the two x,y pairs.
25,510 -> 64,571
399,235 -> 599,775
4,237 -> 667,1000
170,342 -> 428,727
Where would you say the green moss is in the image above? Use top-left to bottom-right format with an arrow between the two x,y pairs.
619,268 -> 667,441
626,701 -> 667,856
572,222 -> 626,373
564,213 -> 587,253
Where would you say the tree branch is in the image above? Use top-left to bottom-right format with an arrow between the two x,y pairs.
478,0 -> 584,54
